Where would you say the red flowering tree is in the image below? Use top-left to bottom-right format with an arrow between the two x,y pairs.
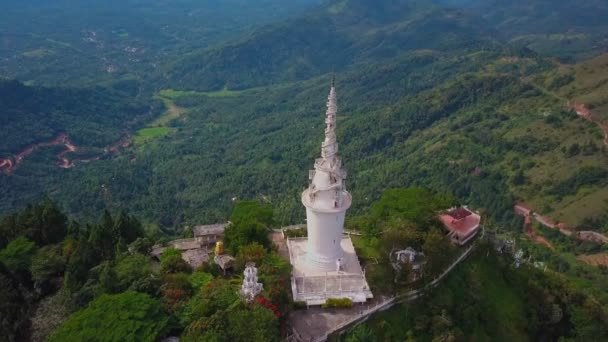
161,273 -> 192,311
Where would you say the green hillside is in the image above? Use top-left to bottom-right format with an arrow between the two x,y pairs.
0,0 -> 321,87
341,244 -> 608,341
163,0 -> 498,91
4,51 -> 606,231
0,79 -> 159,155
441,0 -> 608,60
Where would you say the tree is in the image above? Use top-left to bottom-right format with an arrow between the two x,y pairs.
114,253 -> 155,292
113,211 -> 144,245
0,237 -> 36,274
236,242 -> 267,271
63,237 -> 97,294
223,221 -> 270,255
161,273 -> 193,312
160,248 -> 191,274
129,237 -> 154,255
36,199 -> 68,246
381,220 -> 423,252
30,245 -> 65,293
0,199 -> 66,249
49,291 -> 170,342
371,188 -> 453,226
0,262 -> 27,342
230,201 -> 274,227
511,169 -> 526,185
226,304 -> 279,342
346,325 -> 377,342
88,222 -> 115,261
259,252 -> 292,311
422,229 -> 454,277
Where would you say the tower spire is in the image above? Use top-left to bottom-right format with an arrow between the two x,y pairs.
322,76 -> 338,161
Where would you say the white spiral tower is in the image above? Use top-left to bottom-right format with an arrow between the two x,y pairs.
301,78 -> 352,272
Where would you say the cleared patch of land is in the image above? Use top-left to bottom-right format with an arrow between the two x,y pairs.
22,48 -> 55,58
578,253 -> 608,267
134,127 -> 173,145
150,95 -> 186,127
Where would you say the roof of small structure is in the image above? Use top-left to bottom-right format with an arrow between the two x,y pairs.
182,249 -> 210,269
193,223 -> 228,237
439,207 -> 480,236
214,254 -> 235,269
170,238 -> 201,251
150,246 -> 166,259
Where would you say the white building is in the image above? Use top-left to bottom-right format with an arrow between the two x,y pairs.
287,78 -> 372,305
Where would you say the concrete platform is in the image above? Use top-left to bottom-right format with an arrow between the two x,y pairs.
287,236 -> 373,305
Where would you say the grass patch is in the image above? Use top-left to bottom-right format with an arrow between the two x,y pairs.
149,96 -> 186,127
134,127 -> 172,144
138,127 -> 171,137
350,235 -> 381,260
22,49 -> 55,58
158,88 -> 244,100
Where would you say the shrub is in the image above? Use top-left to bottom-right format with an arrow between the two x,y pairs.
293,301 -> 308,309
322,297 -> 353,309
49,291 -> 169,342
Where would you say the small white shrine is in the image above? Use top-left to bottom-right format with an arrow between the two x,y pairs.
240,262 -> 263,302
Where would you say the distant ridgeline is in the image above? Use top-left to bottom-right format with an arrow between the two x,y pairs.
163,0 -> 499,91
163,0 -> 608,91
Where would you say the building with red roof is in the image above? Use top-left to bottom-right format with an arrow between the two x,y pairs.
439,206 -> 481,245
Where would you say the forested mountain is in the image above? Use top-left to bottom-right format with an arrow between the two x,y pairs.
163,0 -> 498,90
0,0 -> 321,86
439,0 -> 608,60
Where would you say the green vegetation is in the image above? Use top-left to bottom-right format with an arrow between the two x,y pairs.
0,79 -> 159,155
0,200 -> 289,341
0,1 -> 321,87
224,201 -> 274,254
134,127 -> 173,145
2,1 -> 608,231
322,297 -> 353,309
49,291 -> 170,342
159,88 -> 244,99
137,127 -> 171,138
0,237 -> 36,273
22,49 -> 55,58
342,244 -> 608,341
